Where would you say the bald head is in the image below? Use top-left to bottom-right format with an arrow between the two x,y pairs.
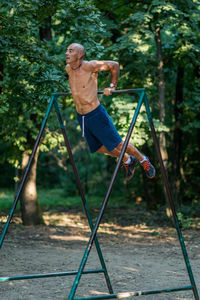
66,43 -> 85,67
69,43 -> 85,58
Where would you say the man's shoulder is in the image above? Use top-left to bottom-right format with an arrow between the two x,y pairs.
82,60 -> 98,71
83,60 -> 119,72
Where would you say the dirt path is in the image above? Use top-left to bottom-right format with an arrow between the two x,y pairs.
0,210 -> 199,300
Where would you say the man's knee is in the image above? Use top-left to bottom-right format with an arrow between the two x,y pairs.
116,141 -> 136,153
109,142 -> 123,155
115,141 -> 123,151
97,145 -> 108,154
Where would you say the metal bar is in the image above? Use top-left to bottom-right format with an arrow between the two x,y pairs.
0,95 -> 56,249
68,91 -> 145,300
144,95 -> 199,300
53,100 -> 114,295
97,89 -> 145,95
53,89 -> 145,97
74,286 -> 193,300
0,268 -> 104,282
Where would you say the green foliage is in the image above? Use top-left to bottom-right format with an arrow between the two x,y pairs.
0,0 -> 200,213
95,0 -> 200,206
0,0 -> 106,160
177,212 -> 200,230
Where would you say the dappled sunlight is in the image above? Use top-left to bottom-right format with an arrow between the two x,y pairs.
123,266 -> 139,273
97,222 -> 177,244
39,211 -> 180,246
1,210 -> 197,248
0,215 -> 22,224
0,210 -> 179,245
43,211 -> 87,228
49,234 -> 88,242
0,216 -> 9,223
166,270 -> 182,275
89,290 -> 110,296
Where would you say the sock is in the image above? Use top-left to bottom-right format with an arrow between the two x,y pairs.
124,156 -> 131,164
139,156 -> 147,164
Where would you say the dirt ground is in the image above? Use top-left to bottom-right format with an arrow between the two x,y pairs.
0,209 -> 199,300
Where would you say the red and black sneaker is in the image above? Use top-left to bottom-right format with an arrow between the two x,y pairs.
140,156 -> 155,179
123,155 -> 138,181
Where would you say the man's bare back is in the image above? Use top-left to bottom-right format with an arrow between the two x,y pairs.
65,43 -> 119,114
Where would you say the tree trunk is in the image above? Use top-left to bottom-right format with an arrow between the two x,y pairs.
172,66 -> 184,203
154,25 -> 172,218
39,16 -> 52,41
197,112 -> 200,151
155,26 -> 168,166
0,63 -> 3,94
20,144 -> 44,225
19,16 -> 53,225
195,66 -> 200,160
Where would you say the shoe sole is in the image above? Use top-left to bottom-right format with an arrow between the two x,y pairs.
146,169 -> 156,179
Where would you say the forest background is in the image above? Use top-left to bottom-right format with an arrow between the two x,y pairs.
0,0 -> 199,227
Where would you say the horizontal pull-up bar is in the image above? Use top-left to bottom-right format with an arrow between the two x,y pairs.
53,88 -> 145,97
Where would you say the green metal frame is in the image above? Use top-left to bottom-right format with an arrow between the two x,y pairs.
0,89 -> 199,300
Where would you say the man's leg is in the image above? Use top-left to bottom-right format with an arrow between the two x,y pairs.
97,143 -> 138,181
97,142 -> 142,162
115,142 -> 144,162
97,144 -> 129,162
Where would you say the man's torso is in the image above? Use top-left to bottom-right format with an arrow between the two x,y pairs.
66,61 -> 100,114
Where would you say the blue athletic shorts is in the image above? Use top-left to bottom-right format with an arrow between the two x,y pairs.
77,105 -> 122,153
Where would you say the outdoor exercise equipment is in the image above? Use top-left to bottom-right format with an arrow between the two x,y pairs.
0,89 -> 199,299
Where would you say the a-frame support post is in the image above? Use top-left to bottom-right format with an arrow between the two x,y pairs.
144,94 -> 199,300
0,93 -> 113,296
68,89 -> 199,300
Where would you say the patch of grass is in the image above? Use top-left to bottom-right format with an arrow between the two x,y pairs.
0,188 -> 83,212
0,188 -> 135,212
0,189 -> 16,211
38,189 -> 81,209
38,189 -> 138,211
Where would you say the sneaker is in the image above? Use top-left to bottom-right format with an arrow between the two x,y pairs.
140,156 -> 155,179
123,155 -> 138,181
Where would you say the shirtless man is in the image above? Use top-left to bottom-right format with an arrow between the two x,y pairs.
65,43 -> 155,180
